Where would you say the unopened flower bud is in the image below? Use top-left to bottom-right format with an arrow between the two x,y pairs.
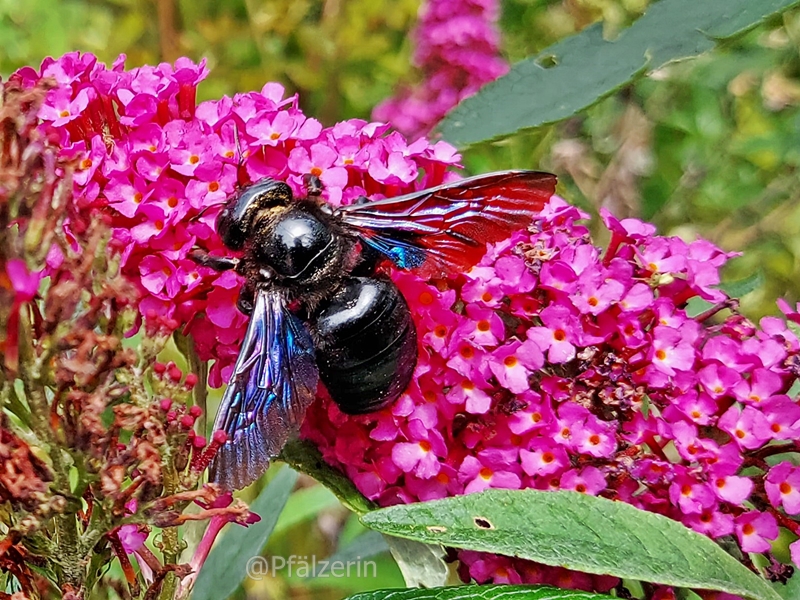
184,373 -> 199,389
168,365 -> 183,382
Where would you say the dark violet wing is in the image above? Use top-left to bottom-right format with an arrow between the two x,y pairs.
335,170 -> 557,278
209,289 -> 318,490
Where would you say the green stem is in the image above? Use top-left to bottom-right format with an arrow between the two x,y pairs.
18,307 -> 85,592
173,331 -> 208,434
158,449 -> 180,600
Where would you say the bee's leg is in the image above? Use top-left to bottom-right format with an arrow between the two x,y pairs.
190,251 -> 239,272
236,280 -> 256,315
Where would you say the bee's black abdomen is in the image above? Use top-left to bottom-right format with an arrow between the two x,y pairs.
314,277 -> 417,414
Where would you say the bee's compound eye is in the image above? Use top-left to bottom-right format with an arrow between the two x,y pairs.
216,178 -> 293,250
260,211 -> 333,279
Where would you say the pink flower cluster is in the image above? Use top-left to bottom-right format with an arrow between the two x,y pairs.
12,52 -> 461,386
13,52 -> 800,596
302,202 -> 800,594
372,0 -> 509,138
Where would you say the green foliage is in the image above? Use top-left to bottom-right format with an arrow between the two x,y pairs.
279,438 -> 376,516
381,537 -> 450,588
0,0 -> 419,123
343,584 -> 612,600
193,466 -> 298,600
6,1 -> 800,599
361,489 -> 781,600
437,0 -> 800,146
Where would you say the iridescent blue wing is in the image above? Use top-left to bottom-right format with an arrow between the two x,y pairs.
209,289 -> 318,490
335,171 -> 556,279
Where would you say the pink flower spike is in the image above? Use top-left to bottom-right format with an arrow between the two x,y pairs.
765,462 -> 800,514
117,524 -> 147,554
791,540 -> 800,568
488,340 -> 543,394
718,406 -> 772,450
6,259 -> 42,301
735,511 -> 778,553
526,305 -> 578,364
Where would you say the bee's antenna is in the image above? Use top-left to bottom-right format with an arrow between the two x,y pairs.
232,121 -> 250,190
233,122 -> 243,168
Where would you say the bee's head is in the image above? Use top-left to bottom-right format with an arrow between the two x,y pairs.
216,178 -> 293,250
255,208 -> 335,281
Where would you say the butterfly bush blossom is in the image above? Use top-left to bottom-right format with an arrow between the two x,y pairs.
372,0 -> 508,138
10,52 -> 460,390
303,211 -> 800,593
0,74 -> 257,599
7,53 -> 800,597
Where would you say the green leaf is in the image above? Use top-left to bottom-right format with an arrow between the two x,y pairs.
343,584 -> 611,600
192,466 -> 299,600
771,569 -> 800,600
685,271 -> 764,317
360,489 -> 781,600
272,484 -> 340,536
305,531 -> 390,581
720,272 -> 765,299
383,536 -> 450,588
436,0 -> 800,147
279,438 -> 376,516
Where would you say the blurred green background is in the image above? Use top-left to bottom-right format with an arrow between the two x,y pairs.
3,0 -> 800,597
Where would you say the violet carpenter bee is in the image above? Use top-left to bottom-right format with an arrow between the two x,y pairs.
194,171 -> 557,490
